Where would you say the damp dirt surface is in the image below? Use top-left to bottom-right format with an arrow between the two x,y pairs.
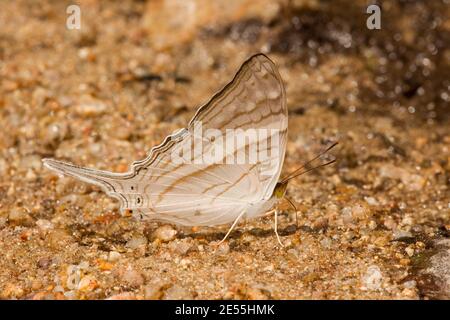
0,0 -> 449,300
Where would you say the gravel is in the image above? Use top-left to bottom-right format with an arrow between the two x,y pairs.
0,0 -> 448,300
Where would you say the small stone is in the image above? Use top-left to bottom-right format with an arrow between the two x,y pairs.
400,258 -> 410,266
153,225 -> 177,242
77,275 -> 98,292
401,215 -> 414,227
303,272 -> 321,284
126,235 -> 148,249
108,251 -> 121,262
8,207 -> 33,226
402,288 -> 417,298
47,229 -> 72,249
20,155 -> 42,170
31,279 -> 43,290
393,230 -> 413,240
320,237 -> 332,249
246,286 -> 270,300
37,257 -> 52,269
287,248 -> 298,258
44,123 -> 69,144
405,246 -> 415,257
120,266 -> 144,288
169,238 -> 193,255
36,219 -> 54,233
403,280 -> 417,289
75,100 -> 107,117
312,217 -> 328,230
0,158 -> 8,175
379,164 -> 425,191
112,125 -> 132,140
351,203 -> 371,220
384,216 -> 397,230
362,265 -> 383,290
215,242 -> 230,255
64,291 -> 77,300
364,196 -> 379,206
341,207 -> 354,224
144,281 -> 168,300
25,169 -> 37,181
402,173 -> 426,191
78,47 -> 96,61
97,259 -> 114,271
164,284 -> 193,300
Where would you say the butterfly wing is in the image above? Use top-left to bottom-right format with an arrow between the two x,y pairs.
189,54 -> 287,199
43,54 -> 287,226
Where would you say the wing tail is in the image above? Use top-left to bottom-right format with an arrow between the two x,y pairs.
42,158 -> 126,194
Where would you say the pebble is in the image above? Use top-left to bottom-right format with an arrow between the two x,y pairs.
383,216 -> 397,230
8,207 -> 33,226
364,196 -> 379,206
36,219 -> 54,232
75,100 -> 108,117
164,285 -> 193,300
37,257 -> 52,269
320,237 -> 332,249
379,164 -> 426,191
47,229 -> 72,249
414,239 -> 450,299
312,217 -> 328,230
19,155 -> 42,170
368,220 -> 377,230
341,207 -> 354,224
403,280 -> 417,289
153,225 -> 177,242
44,123 -> 69,144
64,291 -> 77,300
393,230 -> 413,240
362,265 -> 383,290
351,203 -> 371,220
215,242 -> 230,255
25,169 -> 37,181
0,158 -> 8,175
169,238 -> 193,255
120,265 -> 145,288
405,246 -> 415,257
144,281 -> 168,300
108,251 -> 121,262
126,235 -> 148,249
77,275 -> 98,292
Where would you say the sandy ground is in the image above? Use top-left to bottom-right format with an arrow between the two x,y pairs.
0,0 -> 449,299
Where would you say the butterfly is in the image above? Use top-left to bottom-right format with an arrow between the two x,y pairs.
43,53 -> 336,246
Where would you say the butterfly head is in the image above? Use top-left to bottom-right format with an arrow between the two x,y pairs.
273,180 -> 288,199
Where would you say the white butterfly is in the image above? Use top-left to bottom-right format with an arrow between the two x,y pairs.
43,54 -> 336,246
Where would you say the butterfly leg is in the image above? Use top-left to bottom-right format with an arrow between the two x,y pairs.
274,209 -> 284,247
284,196 -> 298,228
217,210 -> 246,245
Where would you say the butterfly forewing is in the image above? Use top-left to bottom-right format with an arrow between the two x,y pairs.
43,54 -> 288,226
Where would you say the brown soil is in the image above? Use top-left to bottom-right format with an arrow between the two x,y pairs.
0,0 -> 448,300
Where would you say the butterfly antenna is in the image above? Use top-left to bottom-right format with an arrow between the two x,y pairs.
280,142 -> 338,183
